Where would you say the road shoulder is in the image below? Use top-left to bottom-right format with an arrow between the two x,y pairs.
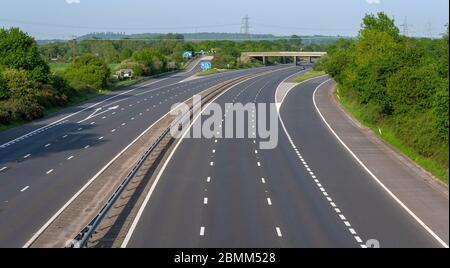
314,79 -> 449,246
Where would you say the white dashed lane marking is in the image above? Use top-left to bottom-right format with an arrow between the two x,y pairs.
20,186 -> 29,192
204,197 -> 208,204
46,169 -> 54,175
267,198 -> 272,206
276,227 -> 282,237
278,108 -> 366,247
23,154 -> 31,159
67,156 -> 74,160
0,167 -> 7,172
200,226 -> 205,236
44,143 -> 51,147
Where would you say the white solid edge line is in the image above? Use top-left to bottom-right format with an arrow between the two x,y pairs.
311,79 -> 448,248
22,95 -> 189,248
276,74 -> 449,248
120,68 -> 289,248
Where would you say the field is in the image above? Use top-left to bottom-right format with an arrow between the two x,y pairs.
50,63 -> 118,73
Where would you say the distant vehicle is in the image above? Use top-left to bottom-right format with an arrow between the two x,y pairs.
116,69 -> 134,80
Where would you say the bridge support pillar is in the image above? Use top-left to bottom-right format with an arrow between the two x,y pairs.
294,56 -> 298,65
263,56 -> 267,65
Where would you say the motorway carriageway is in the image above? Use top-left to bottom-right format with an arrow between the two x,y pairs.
124,68 -> 443,248
0,62 -> 292,247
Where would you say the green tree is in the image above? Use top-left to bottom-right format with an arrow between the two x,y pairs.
119,48 -> 133,61
0,71 -> 7,99
360,12 -> 400,39
323,13 -> 449,181
133,48 -> 167,74
2,68 -> 36,98
0,28 -> 50,82
63,54 -> 110,90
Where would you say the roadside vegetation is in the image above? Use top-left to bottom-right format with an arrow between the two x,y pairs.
320,13 -> 449,183
196,68 -> 229,77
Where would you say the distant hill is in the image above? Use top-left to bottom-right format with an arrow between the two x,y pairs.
38,32 -> 344,45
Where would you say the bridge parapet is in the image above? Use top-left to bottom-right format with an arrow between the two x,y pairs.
241,51 -> 327,65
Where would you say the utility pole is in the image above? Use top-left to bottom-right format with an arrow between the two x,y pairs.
240,14 -> 251,40
71,36 -> 77,65
400,16 -> 409,36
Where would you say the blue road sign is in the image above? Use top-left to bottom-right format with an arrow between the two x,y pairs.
200,61 -> 212,70
182,51 -> 193,58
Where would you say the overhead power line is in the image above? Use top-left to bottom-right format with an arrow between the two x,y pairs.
252,22 -> 359,32
0,17 -> 240,31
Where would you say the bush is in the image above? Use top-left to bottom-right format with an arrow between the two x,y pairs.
2,68 -> 36,98
63,54 -> 110,90
133,49 -> 167,75
115,59 -> 148,77
119,48 -> 133,62
34,84 -> 68,108
0,71 -> 6,100
323,12 -> 449,180
433,82 -> 449,142
4,97 -> 44,121
0,103 -> 11,124
50,74 -> 71,96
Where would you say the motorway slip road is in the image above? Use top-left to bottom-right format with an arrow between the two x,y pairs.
124,72 -> 448,248
0,62 -> 289,247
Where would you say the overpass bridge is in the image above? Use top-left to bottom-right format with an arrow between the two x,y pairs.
241,51 -> 327,65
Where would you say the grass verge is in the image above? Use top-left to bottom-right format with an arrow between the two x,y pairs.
293,70 -> 326,83
50,63 -> 119,73
195,68 -> 228,77
336,85 -> 449,184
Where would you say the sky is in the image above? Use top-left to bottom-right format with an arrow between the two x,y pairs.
0,0 -> 448,39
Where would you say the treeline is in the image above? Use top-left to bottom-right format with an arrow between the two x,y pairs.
39,35 -> 325,70
320,13 -> 449,181
2,27 -> 327,128
1,29 -> 180,126
0,28 -> 114,125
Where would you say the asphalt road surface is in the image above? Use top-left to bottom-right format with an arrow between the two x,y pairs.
124,70 -> 444,248
0,62 -> 290,247
0,63 -> 445,248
